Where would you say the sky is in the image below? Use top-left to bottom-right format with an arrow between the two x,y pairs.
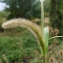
0,2 -> 6,11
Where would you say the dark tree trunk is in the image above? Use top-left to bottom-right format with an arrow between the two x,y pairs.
50,0 -> 63,35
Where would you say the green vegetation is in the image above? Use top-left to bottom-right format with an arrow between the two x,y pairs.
0,30 -> 63,63
0,0 -> 50,19
0,30 -> 40,63
0,0 -> 41,19
50,0 -> 63,35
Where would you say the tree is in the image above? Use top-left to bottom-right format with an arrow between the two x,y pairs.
50,0 -> 63,34
44,0 -> 50,13
0,0 -> 41,19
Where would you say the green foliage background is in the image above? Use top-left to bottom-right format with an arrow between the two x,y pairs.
50,0 -> 63,35
0,30 -> 40,63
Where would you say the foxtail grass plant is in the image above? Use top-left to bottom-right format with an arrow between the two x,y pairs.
1,0 -> 63,63
1,0 -> 49,63
2,18 -> 49,63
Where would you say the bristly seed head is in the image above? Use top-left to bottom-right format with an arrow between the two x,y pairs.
2,18 -> 44,50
